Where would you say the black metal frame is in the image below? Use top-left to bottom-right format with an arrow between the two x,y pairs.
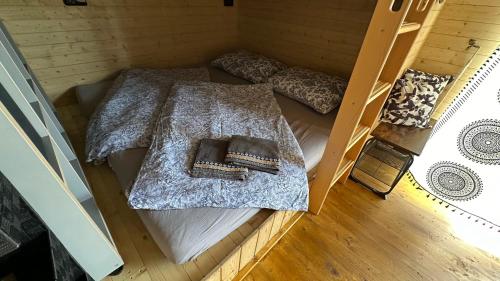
350,138 -> 414,199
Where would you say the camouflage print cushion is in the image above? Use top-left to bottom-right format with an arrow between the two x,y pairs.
381,68 -> 452,128
269,67 -> 348,114
211,50 -> 287,83
0,173 -> 45,245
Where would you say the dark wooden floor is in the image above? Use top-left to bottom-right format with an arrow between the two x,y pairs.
244,179 -> 500,281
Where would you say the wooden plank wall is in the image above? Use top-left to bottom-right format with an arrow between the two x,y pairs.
238,0 -> 376,78
0,0 -> 238,101
403,2 -> 446,71
202,210 -> 300,281
411,0 -> 500,119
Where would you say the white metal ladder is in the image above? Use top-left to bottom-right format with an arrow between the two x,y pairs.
0,21 -> 123,280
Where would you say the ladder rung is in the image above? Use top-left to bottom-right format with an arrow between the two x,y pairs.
332,157 -> 355,184
398,22 -> 421,34
347,124 -> 370,151
366,81 -> 392,105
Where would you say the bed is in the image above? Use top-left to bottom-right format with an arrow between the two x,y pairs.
76,65 -> 338,264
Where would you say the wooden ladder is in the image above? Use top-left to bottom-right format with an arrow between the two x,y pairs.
309,0 -> 441,214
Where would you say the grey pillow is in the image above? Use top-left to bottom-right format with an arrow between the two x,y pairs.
269,67 -> 348,114
381,68 -> 452,128
211,50 -> 287,83
75,80 -> 113,118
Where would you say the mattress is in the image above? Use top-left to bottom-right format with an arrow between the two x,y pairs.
76,66 -> 338,263
107,148 -> 259,264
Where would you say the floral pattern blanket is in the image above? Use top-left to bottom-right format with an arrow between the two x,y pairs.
128,82 -> 309,211
85,67 -> 210,163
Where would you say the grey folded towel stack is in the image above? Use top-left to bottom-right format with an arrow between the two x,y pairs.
225,135 -> 281,174
191,139 -> 249,181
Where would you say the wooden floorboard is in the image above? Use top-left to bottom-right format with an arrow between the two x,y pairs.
244,179 -> 500,281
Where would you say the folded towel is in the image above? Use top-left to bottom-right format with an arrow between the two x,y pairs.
225,135 -> 280,174
191,139 -> 249,180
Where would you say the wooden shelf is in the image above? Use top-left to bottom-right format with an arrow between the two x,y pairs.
398,22 -> 421,34
366,81 -> 392,105
347,124 -> 370,151
332,157 -> 355,184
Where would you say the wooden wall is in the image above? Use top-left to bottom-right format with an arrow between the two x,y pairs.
3,0 -> 496,109
403,1 -> 446,71
0,0 -> 238,101
238,0 -> 376,78
411,0 -> 500,119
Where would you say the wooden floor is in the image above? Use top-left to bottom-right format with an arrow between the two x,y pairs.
57,102 -> 500,281
244,178 -> 500,281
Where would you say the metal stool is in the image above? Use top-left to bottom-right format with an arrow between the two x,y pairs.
350,120 -> 435,199
351,138 -> 413,199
